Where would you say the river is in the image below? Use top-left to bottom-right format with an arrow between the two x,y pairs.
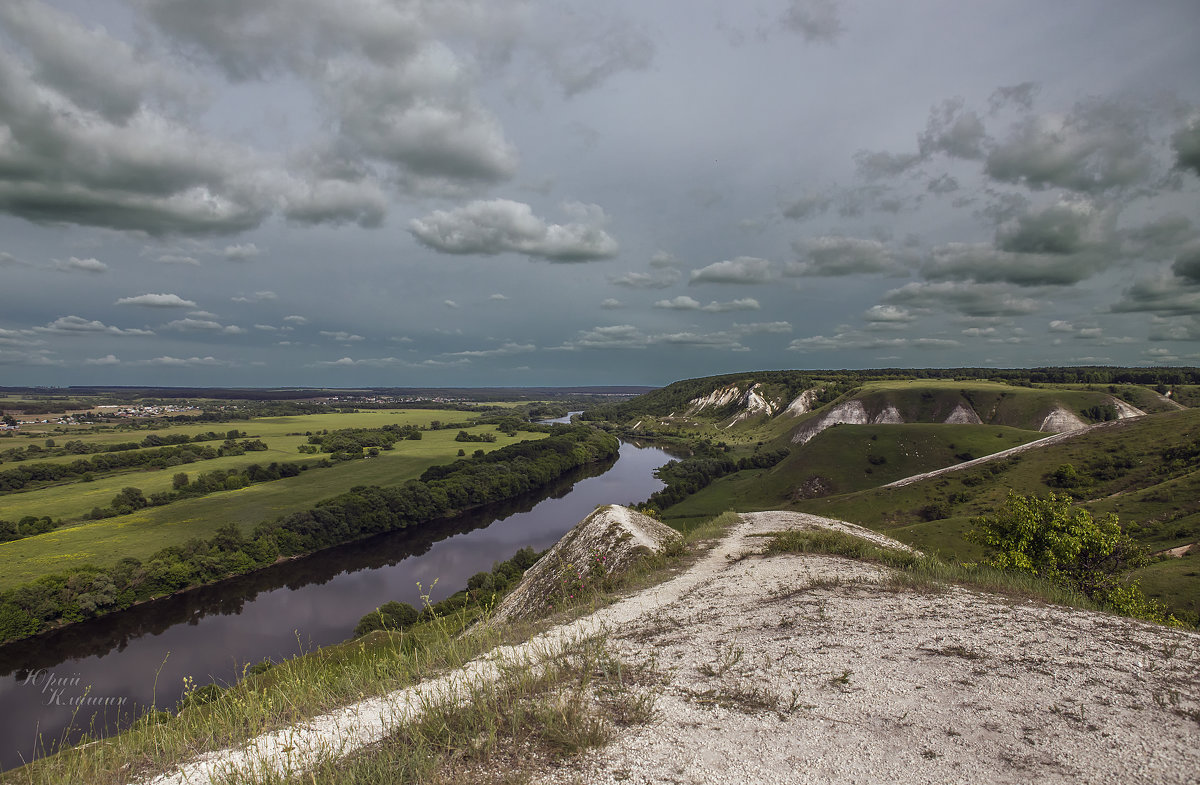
0,426 -> 670,771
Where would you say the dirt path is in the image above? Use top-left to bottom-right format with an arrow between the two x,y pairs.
140,512 -> 1200,785
881,423 -> 1117,489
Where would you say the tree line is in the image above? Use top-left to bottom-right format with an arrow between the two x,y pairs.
0,440 -> 264,494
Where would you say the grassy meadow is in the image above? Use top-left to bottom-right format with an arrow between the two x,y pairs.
0,410 -> 545,591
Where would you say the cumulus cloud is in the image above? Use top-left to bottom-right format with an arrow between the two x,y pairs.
410,199 -> 618,261
116,293 -> 197,308
489,293 -> 508,301
223,243 -> 261,261
883,281 -> 1040,317
787,236 -> 899,276
653,296 -> 760,312
34,316 -> 154,336
84,354 -> 121,365
600,298 -> 623,309
863,305 -> 915,328
319,330 -> 365,342
1170,244 -> 1200,283
56,256 -> 108,273
556,323 -> 765,352
283,315 -> 308,325
449,342 -> 536,358
313,356 -> 406,368
147,355 -> 229,366
648,251 -> 681,268
231,290 -> 277,303
732,321 -> 792,334
984,98 -> 1156,193
0,0 -> 190,123
689,257 -> 774,285
164,318 -> 244,334
609,268 -> 682,289
155,254 -> 201,265
653,296 -> 701,310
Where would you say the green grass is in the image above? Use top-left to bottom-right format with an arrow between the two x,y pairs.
1134,555 -> 1200,625
0,427 -> 544,590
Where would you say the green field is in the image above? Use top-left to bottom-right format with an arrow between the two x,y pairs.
0,410 -> 545,591
0,410 -> 482,519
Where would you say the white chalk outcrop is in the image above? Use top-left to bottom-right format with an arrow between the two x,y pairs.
487,505 -> 681,625
791,399 -> 907,444
944,403 -> 983,424
1039,406 -> 1089,433
686,385 -> 743,415
783,388 -> 822,417
1109,397 -> 1146,419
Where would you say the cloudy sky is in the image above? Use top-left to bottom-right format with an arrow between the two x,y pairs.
2,0 -> 1199,388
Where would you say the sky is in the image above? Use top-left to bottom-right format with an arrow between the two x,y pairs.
1,0 -> 1199,388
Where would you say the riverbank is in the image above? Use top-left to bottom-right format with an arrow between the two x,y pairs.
0,427 -> 618,648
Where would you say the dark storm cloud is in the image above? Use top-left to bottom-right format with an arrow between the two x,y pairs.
409,199 -> 618,261
1173,116 -> 1200,177
883,281 -> 1040,317
920,243 -> 1103,288
1170,245 -> 1200,283
1111,274 -> 1200,316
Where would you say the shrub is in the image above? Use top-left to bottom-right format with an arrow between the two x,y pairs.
969,492 -> 1171,623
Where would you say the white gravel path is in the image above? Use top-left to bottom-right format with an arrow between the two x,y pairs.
535,511 -> 1200,785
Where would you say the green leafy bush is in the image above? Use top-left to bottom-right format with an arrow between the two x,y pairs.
969,492 -> 1173,623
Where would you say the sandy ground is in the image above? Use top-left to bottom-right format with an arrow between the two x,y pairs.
140,512 -> 1200,785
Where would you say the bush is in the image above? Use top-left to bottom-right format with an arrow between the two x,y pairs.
969,492 -> 1171,623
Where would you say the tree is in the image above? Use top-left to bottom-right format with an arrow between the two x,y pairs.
2,415 -> 16,428
970,492 -> 1169,621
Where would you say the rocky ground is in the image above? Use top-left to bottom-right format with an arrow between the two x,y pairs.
534,512 -> 1200,785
